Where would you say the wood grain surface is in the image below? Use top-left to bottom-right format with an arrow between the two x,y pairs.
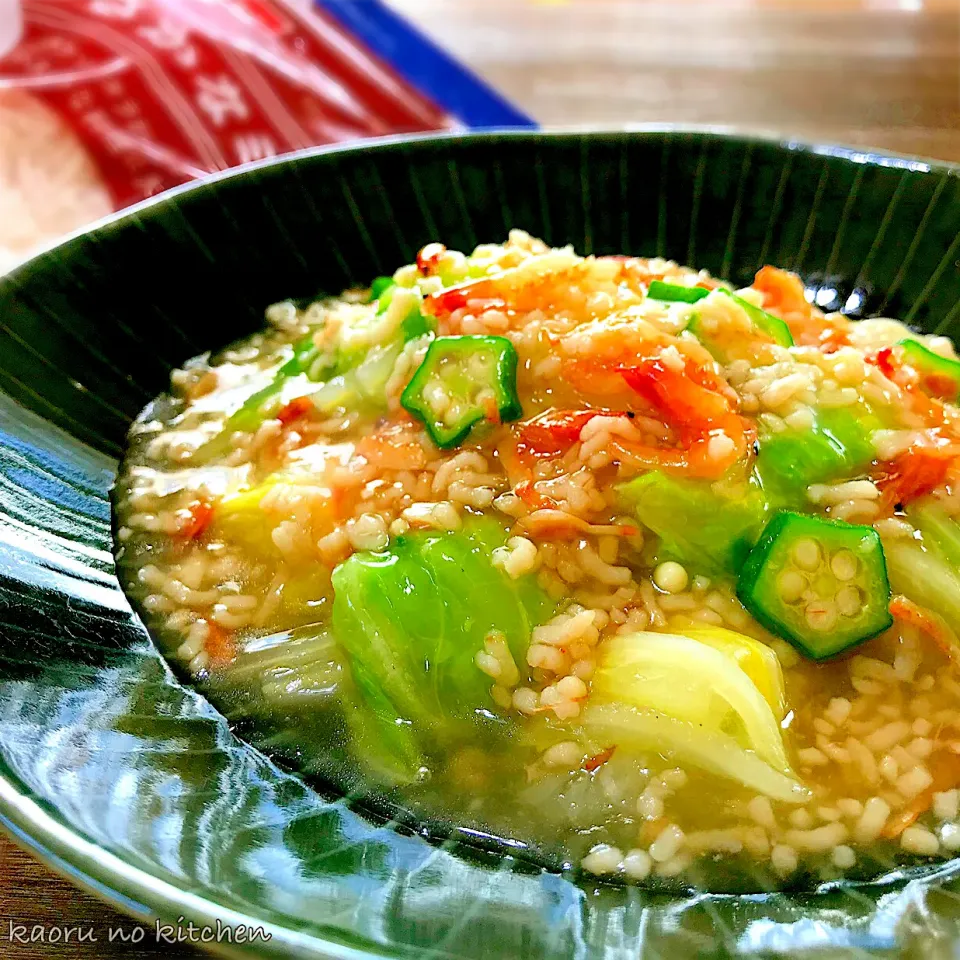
2,1 -> 957,957
402,0 -> 960,162
0,843 -> 184,959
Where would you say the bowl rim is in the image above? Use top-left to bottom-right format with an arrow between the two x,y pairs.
7,124 -> 959,285
3,125 -> 960,959
0,766 -> 384,959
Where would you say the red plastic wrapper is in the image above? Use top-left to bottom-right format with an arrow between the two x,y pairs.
0,0 -> 454,269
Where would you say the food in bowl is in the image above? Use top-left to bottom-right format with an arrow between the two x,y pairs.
115,230 -> 960,888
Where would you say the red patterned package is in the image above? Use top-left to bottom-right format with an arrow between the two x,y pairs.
0,0 -> 527,270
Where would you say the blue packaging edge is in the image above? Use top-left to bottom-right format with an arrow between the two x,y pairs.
313,0 -> 536,128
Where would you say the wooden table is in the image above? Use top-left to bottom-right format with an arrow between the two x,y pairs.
402,0 -> 960,162
2,1 -> 957,957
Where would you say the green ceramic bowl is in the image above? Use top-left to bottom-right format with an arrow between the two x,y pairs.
2,130 -> 960,959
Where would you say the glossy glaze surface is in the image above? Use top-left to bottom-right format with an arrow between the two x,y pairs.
1,131 -> 960,958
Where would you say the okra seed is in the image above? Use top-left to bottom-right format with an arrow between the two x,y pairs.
468,354 -> 490,378
449,397 -> 471,422
792,539 -> 821,571
837,585 -> 863,617
830,550 -> 859,581
778,570 -> 806,604
805,600 -> 838,632
424,381 -> 451,414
